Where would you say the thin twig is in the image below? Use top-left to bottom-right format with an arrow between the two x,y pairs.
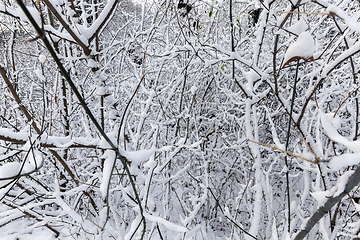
247,139 -> 318,164
277,11 -> 330,15
15,0 -> 144,225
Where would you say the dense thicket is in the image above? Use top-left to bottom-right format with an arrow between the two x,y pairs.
1,0 -> 360,239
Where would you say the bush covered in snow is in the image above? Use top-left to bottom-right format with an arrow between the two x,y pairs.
1,0 -> 360,239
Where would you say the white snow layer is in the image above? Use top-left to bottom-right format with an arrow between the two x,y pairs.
333,170 -> 354,197
271,218 -> 279,240
143,212 -> 188,233
120,148 -> 157,165
326,5 -> 360,34
191,86 -> 197,95
319,110 -> 360,170
0,163 -> 23,188
283,32 -> 315,66
13,5 -> 42,26
286,19 -> 308,35
320,110 -> 360,153
0,150 -> 42,188
39,55 -> 46,64
311,170 -> 354,206
85,0 -> 117,39
0,127 -> 100,149
100,150 -> 116,198
329,153 -> 360,171
87,59 -> 98,68
325,112 -> 341,129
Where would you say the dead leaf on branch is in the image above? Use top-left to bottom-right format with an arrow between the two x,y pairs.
282,55 -> 314,68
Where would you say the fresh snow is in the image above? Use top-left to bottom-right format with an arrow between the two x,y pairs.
326,5 -> 360,34
283,32 -> 315,67
190,85 -> 197,95
325,112 -> 341,129
38,55 -> 46,64
87,59 -> 98,68
0,162 -> 23,188
311,170 -> 355,206
143,212 -> 188,233
286,19 -> 308,35
329,153 -> 360,170
0,152 -> 41,189
320,110 -> 360,153
100,150 -> 116,198
2,1 -> 360,240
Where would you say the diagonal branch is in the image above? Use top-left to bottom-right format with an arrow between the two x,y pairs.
15,0 -> 144,221
0,65 -> 40,134
0,64 -> 78,184
41,0 -> 91,55
294,167 -> 360,240
88,0 -> 119,42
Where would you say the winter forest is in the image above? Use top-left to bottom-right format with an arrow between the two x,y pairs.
2,0 -> 360,239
